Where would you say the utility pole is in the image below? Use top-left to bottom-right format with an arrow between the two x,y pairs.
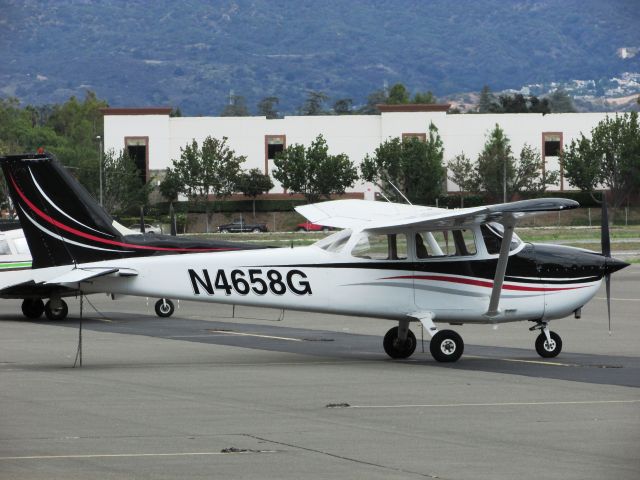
96,135 -> 103,206
503,156 -> 507,203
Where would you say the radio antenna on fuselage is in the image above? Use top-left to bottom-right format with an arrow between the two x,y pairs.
384,176 -> 412,205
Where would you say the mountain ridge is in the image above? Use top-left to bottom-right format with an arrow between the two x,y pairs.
1,0 -> 639,114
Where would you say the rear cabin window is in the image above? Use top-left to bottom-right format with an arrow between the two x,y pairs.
351,233 -> 408,260
415,229 -> 476,258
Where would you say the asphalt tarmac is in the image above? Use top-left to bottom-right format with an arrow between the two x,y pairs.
1,266 -> 639,480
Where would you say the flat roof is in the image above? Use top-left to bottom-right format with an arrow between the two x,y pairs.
100,107 -> 173,116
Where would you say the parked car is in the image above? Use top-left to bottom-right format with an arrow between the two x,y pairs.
296,221 -> 332,232
128,223 -> 162,234
218,219 -> 268,233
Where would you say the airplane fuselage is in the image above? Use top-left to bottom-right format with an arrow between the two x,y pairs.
79,241 -> 606,325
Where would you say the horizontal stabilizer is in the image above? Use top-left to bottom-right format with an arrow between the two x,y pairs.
44,267 -> 137,285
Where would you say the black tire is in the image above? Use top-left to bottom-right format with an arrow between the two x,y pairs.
296,227 -> 306,232
22,298 -> 45,319
252,228 -> 261,233
430,330 -> 464,362
383,326 -> 417,359
155,298 -> 175,318
535,331 -> 562,358
44,299 -> 68,321
321,227 -> 330,232
220,228 -> 229,234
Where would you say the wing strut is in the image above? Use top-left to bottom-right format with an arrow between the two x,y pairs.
485,215 -> 516,318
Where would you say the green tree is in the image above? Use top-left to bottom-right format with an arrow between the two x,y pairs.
220,95 -> 250,117
447,153 -> 479,206
102,149 -> 152,215
562,112 -> 640,211
272,134 -> 358,202
387,83 -> 410,104
159,167 -> 182,202
300,91 -> 328,115
358,88 -> 388,114
475,126 -> 557,202
361,123 -> 445,203
511,144 -> 559,195
477,85 -> 495,113
475,124 -> 516,202
333,98 -> 353,114
257,96 -> 280,119
413,91 -> 437,104
547,89 -> 576,113
237,168 -> 274,218
168,136 -> 245,231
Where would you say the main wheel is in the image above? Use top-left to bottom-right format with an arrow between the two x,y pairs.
219,228 -> 229,233
155,298 -> 175,318
535,331 -> 562,358
383,326 -> 417,359
430,330 -> 464,362
22,298 -> 45,319
44,299 -> 68,321
252,228 -> 261,233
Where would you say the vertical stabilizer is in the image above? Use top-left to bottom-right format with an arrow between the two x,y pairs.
1,153 -> 129,268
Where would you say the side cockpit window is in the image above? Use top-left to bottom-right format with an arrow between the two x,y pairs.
481,223 -> 522,254
351,233 -> 407,260
415,229 -> 476,259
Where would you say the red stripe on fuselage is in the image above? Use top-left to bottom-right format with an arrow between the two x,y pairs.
382,274 -> 587,292
9,174 -> 234,253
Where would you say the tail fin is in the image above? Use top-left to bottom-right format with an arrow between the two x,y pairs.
1,152 -> 132,268
1,152 -> 269,269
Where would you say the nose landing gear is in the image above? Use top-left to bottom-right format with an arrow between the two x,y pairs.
530,321 -> 562,358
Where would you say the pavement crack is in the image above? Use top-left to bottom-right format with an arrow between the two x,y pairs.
241,434 -> 448,479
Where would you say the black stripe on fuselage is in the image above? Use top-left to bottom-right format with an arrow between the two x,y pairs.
251,244 -> 605,285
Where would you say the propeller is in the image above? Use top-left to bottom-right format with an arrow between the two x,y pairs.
600,196 -> 611,335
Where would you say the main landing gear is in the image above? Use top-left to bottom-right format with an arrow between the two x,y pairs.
530,320 -> 562,358
383,318 -> 563,362
154,298 -> 175,318
21,298 -> 69,320
383,317 -> 465,363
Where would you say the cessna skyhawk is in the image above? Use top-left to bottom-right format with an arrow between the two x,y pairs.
0,153 -> 628,362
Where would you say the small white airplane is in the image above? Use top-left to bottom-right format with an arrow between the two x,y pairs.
0,153 -> 629,362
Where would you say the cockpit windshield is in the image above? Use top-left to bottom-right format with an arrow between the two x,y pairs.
315,229 -> 351,253
481,222 -> 522,254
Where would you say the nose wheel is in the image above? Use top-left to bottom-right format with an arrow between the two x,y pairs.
535,331 -> 562,358
531,321 -> 562,358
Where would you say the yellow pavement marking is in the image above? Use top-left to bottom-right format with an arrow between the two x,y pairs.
0,451 -> 276,461
347,399 -> 640,409
208,330 -> 304,342
595,297 -> 640,301
464,354 -> 578,367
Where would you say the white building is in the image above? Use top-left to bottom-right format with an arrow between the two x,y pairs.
101,105 -> 616,200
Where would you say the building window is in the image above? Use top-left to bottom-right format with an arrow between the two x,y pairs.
402,133 -> 426,142
543,132 -> 562,157
264,135 -> 285,174
124,136 -> 148,184
542,132 -> 564,190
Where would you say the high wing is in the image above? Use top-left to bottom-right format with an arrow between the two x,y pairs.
295,198 -> 579,232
